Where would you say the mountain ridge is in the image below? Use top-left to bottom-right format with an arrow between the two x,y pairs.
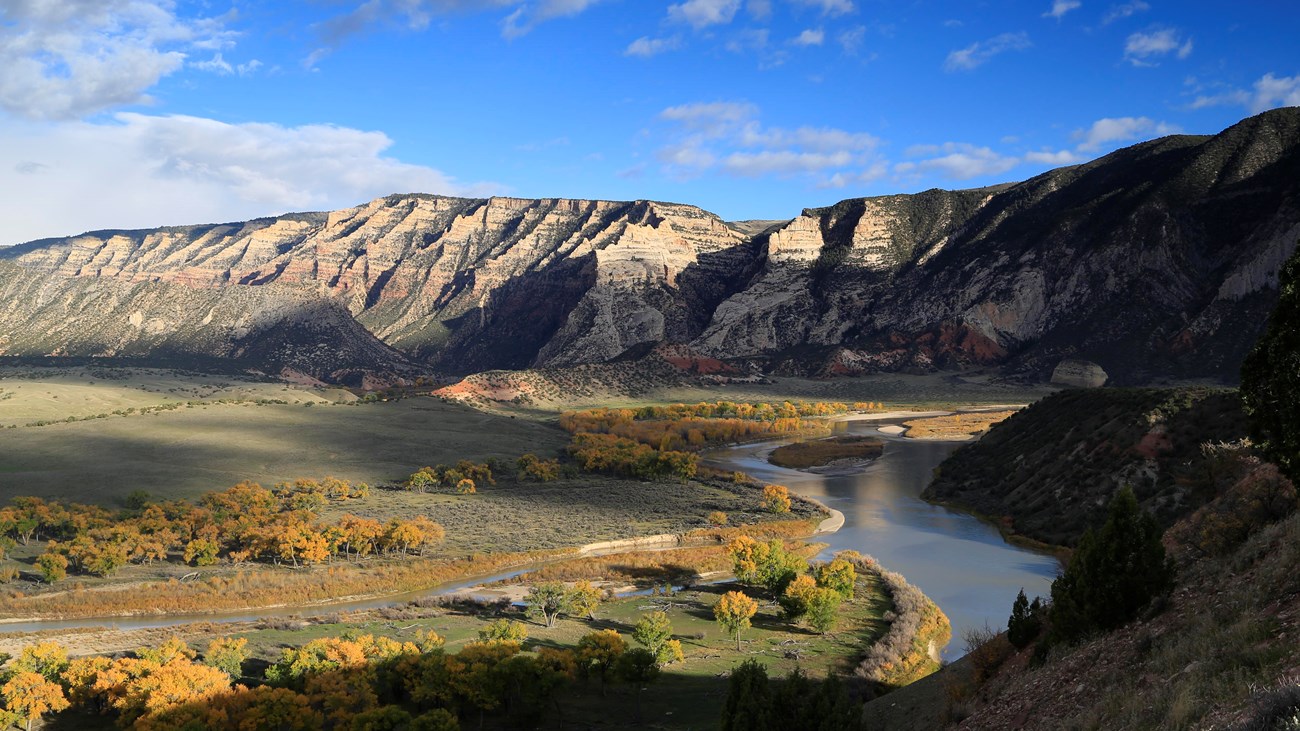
3,107 -> 1298,384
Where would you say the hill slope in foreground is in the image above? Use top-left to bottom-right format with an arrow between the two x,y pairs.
2,108 -> 1298,384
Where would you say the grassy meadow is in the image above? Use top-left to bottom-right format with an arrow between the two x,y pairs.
0,368 -> 567,503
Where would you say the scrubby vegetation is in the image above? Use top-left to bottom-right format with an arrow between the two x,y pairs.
769,436 -> 884,469
924,387 -> 1251,546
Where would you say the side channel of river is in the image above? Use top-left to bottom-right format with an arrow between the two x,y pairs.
5,414 -> 1059,661
702,415 -> 1060,659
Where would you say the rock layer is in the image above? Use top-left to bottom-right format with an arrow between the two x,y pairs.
3,108 -> 1299,383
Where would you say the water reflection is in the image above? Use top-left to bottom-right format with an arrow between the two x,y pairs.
703,417 -> 1060,659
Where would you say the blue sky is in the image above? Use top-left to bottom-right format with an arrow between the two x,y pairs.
0,0 -> 1297,244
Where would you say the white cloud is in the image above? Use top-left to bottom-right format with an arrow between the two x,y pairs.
838,26 -> 867,54
746,0 -> 773,20
1102,1 -> 1149,24
668,0 -> 741,29
193,54 -> 234,75
191,54 -> 262,77
896,142 -> 1020,180
318,0 -> 596,44
0,114 -> 498,245
625,36 -> 681,57
789,0 -> 855,16
944,32 -> 1032,72
0,0 -> 234,120
1024,149 -> 1085,165
502,0 -> 603,39
1072,116 -> 1181,151
1191,72 -> 1300,114
1043,1 -> 1081,20
791,28 -> 825,47
1124,28 -> 1193,66
654,101 -> 881,182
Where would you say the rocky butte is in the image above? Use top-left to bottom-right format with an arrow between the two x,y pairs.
1,107 -> 1297,384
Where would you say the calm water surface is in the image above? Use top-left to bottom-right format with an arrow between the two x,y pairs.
704,416 -> 1060,658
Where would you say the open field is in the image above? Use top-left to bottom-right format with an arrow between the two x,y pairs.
0,373 -> 567,503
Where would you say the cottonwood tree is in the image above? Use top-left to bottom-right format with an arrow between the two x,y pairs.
632,611 -> 684,665
2,672 -> 69,731
714,591 -> 759,651
525,583 -> 570,627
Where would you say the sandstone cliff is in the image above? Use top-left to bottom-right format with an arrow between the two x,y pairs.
2,108 -> 1298,383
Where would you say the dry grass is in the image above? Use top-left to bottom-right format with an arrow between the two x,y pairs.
768,436 -> 884,469
902,410 -> 1016,439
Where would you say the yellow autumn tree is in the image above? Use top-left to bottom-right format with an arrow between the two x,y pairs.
714,591 -> 758,651
2,671 -> 69,731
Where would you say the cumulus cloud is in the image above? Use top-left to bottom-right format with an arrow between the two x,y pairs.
1124,28 -> 1193,66
624,36 -> 681,57
0,114 -> 498,245
0,0 -> 234,120
668,0 -> 741,29
1191,72 -> 1300,114
791,28 -> 825,46
1072,116 -> 1181,151
896,143 -> 1020,180
944,32 -> 1032,72
1024,149 -> 1085,165
1043,0 -> 1081,20
653,101 -> 881,185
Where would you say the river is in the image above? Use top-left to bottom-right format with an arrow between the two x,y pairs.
704,414 -> 1060,658
4,414 -> 1059,659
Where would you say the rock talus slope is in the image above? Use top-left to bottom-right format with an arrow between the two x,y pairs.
2,108 -> 1299,383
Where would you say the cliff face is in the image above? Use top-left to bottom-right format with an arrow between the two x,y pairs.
3,108 -> 1299,383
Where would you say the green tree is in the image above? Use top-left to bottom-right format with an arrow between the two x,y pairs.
205,636 -> 250,679
1049,487 -> 1173,643
1241,240 -> 1300,482
632,611 -> 683,665
804,587 -> 841,635
525,582 -> 570,627
1007,589 -> 1042,649
813,558 -> 857,600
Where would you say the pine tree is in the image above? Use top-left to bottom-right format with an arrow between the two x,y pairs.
1049,487 -> 1173,642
